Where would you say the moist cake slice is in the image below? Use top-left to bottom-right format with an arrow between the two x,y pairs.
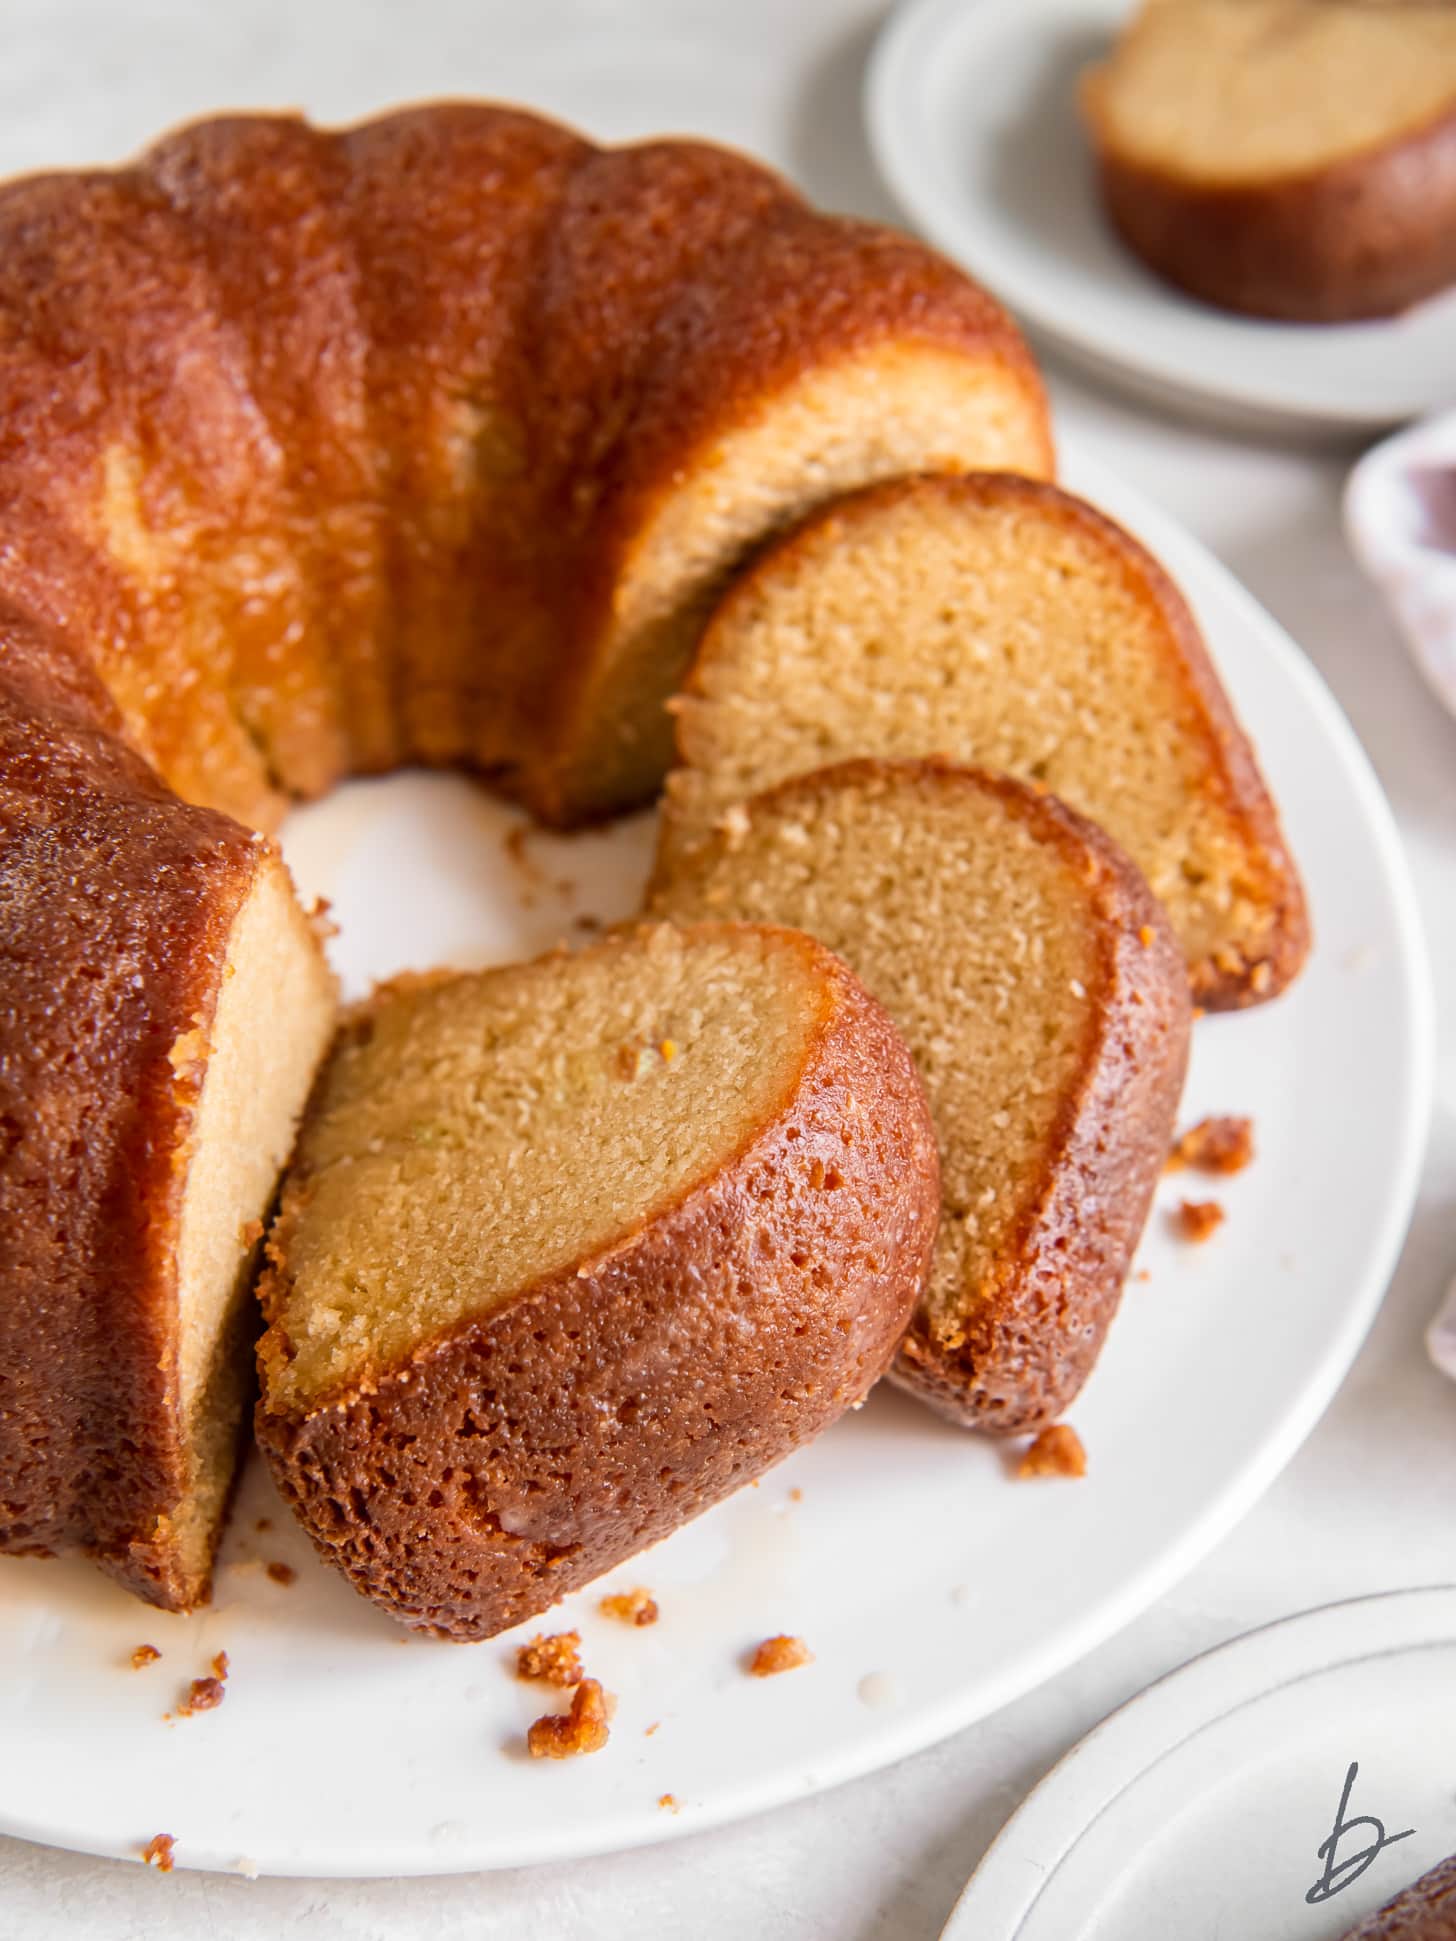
254,922 -> 939,1638
650,760 -> 1191,1432
659,471 -> 1307,1009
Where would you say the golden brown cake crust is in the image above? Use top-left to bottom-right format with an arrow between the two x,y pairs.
254,931 -> 940,1640
1085,95 -> 1456,323
891,765 -> 1189,1430
0,616 -> 265,1610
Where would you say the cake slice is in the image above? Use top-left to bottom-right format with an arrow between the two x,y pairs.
1080,0 -> 1456,321
1340,1852 -> 1456,1939
254,923 -> 939,1639
649,761 -> 1192,1433
0,629 -> 336,1609
659,472 -> 1307,1010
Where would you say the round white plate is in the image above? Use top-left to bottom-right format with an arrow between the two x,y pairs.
867,0 -> 1456,431
944,1586 -> 1456,1939
0,444 -> 1430,1878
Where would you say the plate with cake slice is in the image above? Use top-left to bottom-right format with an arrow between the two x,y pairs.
0,441 -> 1429,1877
942,1587 -> 1456,1940
868,0 -> 1456,429
0,96 -> 1430,1879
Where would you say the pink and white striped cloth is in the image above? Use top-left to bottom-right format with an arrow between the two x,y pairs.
1346,417 -> 1456,1383
1347,409 -> 1456,726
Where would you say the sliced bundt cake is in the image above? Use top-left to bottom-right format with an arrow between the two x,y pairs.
254,923 -> 939,1638
0,622 -> 335,1611
0,102 -> 1050,1607
1081,0 -> 1456,322
650,762 -> 1191,1433
659,472 -> 1307,1009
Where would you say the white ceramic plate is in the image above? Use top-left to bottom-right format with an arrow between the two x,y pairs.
0,445 -> 1430,1878
943,1586 -> 1456,1939
867,0 -> 1456,431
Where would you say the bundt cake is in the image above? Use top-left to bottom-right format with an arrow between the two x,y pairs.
1080,0 -> 1456,322
254,924 -> 939,1639
658,472 -> 1307,1009
0,619 -> 335,1611
648,761 -> 1191,1432
1340,1853 -> 1456,1940
0,103 -> 1051,1608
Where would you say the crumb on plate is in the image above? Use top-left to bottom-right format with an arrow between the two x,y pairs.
658,1794 -> 681,1813
1176,1198 -> 1225,1243
131,1644 -> 161,1670
141,1834 -> 175,1873
1017,1424 -> 1087,1481
748,1635 -> 813,1677
516,1630 -> 584,1687
527,1678 -> 611,1759
254,1518 -> 272,1534
211,1651 -> 229,1682
1168,1115 -> 1254,1176
179,1676 -> 225,1716
266,1561 -> 297,1587
599,1587 -> 659,1627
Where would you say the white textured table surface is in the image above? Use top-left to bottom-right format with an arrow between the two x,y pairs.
3,3 -> 1455,1936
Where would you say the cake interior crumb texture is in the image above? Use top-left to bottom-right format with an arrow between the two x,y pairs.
1082,0 -> 1456,182
262,926 -> 827,1410
568,341 -> 1057,812
168,855 -> 335,1587
664,472 -> 1300,1001
654,767 -> 1116,1348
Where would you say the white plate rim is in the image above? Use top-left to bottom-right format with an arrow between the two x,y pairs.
0,447 -> 1434,1879
865,0 -> 1456,431
941,1584 -> 1456,1939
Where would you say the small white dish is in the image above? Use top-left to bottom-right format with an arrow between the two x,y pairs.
867,0 -> 1456,431
0,444 -> 1430,1878
943,1586 -> 1456,1940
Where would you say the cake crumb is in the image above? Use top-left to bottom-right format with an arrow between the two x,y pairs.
141,1834 -> 175,1873
748,1634 -> 813,1677
1017,1424 -> 1087,1480
788,1487 -> 803,1503
599,1588 -> 659,1627
527,1678 -> 611,1759
644,1721 -> 661,1737
574,913 -> 602,934
658,1793 -> 681,1813
211,1651 -> 229,1682
266,1562 -> 297,1587
131,1644 -> 161,1670
238,1217 -> 265,1250
1134,1268 -> 1152,1284
255,1518 -> 272,1534
1168,1115 -> 1254,1176
516,1630 -> 584,1687
616,1040 -> 653,1082
1176,1199 -> 1225,1243
179,1676 -> 226,1716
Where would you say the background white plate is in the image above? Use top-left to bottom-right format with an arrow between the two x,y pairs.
944,1586 -> 1456,1939
867,0 -> 1456,431
0,444 -> 1430,1878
